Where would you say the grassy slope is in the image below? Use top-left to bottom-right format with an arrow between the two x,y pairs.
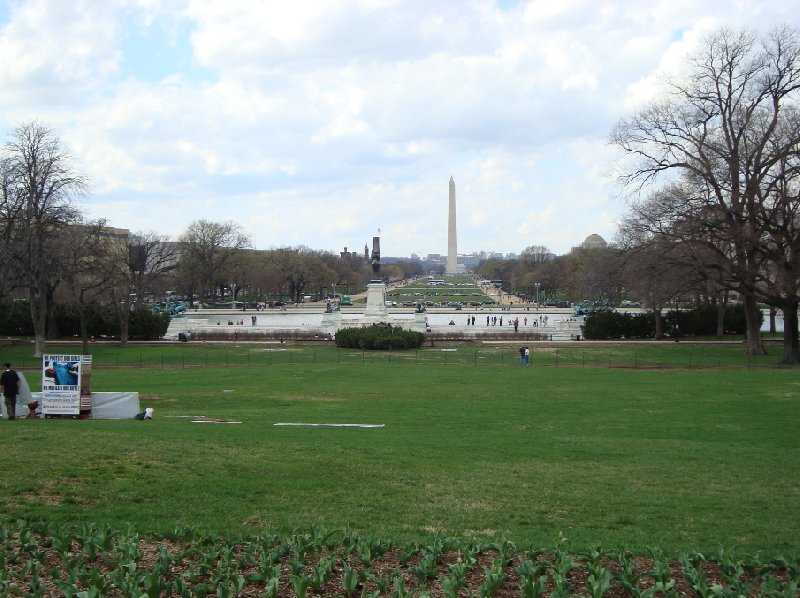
1,358 -> 797,554
0,342 -> 788,370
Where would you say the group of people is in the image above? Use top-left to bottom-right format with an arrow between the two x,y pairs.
473,315 -> 550,330
518,346 -> 531,365
531,315 -> 549,326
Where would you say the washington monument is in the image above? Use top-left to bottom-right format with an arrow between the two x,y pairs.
447,176 -> 457,274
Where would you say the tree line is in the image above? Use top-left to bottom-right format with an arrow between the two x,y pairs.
3,26 -> 798,363
0,123 -> 423,356
614,26 -> 800,364
479,26 -> 800,365
172,224 -> 424,312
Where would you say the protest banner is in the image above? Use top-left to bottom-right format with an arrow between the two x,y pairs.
42,355 -> 92,416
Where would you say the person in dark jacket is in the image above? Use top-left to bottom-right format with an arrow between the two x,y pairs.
0,363 -> 20,420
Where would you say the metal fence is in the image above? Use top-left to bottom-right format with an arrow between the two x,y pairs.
1,343 -> 786,371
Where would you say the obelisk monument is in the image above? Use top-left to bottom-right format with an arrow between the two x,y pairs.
447,176 -> 457,274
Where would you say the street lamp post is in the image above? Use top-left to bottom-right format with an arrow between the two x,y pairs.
231,282 -> 237,305
534,283 -> 540,305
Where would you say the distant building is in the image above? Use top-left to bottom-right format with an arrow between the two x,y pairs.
580,234 -> 608,250
459,253 -> 482,269
340,246 -> 360,262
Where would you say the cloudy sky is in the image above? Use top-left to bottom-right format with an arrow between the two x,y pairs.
0,1 -> 793,258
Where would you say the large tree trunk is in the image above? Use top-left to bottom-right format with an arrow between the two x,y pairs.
715,292 -> 727,337
769,307 -> 777,334
781,302 -> 799,365
79,306 -> 89,356
118,306 -> 130,348
743,293 -> 766,356
46,285 -> 58,340
29,288 -> 47,358
653,308 -> 663,340
110,286 -> 132,348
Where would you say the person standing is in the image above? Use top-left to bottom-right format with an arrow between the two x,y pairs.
1,363 -> 20,420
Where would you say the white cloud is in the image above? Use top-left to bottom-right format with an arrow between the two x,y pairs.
0,0 -> 793,256
0,0 -> 120,109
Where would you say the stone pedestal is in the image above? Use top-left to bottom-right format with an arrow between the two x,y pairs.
413,310 -> 428,333
362,281 -> 388,324
555,316 -> 584,340
320,309 -> 342,336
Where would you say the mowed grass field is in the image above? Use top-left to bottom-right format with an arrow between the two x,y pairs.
0,347 -> 797,555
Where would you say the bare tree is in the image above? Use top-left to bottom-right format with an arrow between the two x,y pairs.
101,230 -> 179,347
267,247 -> 337,303
178,220 -> 250,305
752,146 -> 800,362
616,213 -> 711,339
1,122 -> 86,357
0,157 -> 23,299
59,220 -> 112,353
520,245 -> 554,264
612,26 -> 800,357
129,232 -> 179,307
568,246 -> 625,304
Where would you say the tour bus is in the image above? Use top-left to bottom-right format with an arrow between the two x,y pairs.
428,279 -> 445,286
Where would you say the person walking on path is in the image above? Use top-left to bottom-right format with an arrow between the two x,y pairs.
1,363 -> 19,420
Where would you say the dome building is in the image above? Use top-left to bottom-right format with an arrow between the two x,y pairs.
580,233 -> 608,250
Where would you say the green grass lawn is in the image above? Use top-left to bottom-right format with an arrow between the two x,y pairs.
1,349 -> 797,555
388,275 -> 490,305
0,341 -> 788,371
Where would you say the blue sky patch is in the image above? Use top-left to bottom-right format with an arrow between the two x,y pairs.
118,19 -> 215,84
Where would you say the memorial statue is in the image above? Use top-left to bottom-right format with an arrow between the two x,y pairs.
370,236 -> 381,277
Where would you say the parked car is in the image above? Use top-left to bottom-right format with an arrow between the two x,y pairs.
620,300 -> 642,307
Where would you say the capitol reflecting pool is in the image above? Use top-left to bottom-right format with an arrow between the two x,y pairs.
174,307 -> 572,335
172,307 -> 785,336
